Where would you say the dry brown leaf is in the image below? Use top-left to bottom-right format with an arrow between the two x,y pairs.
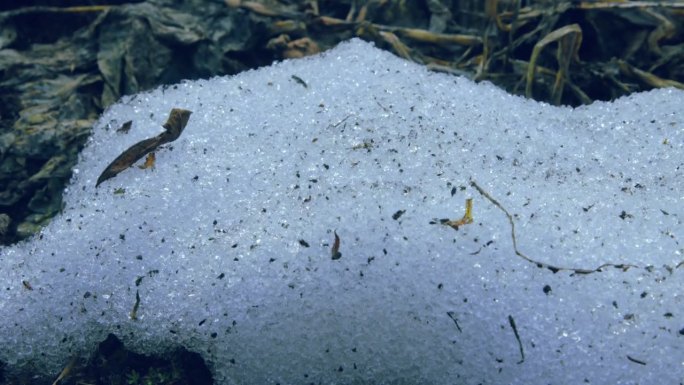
96,108 -> 191,187
331,230 -> 341,260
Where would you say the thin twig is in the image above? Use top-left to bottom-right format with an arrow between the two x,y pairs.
469,179 -> 643,274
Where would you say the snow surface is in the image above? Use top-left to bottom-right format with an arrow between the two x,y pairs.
1,39 -> 683,384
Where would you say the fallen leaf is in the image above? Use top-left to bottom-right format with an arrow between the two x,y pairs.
96,108 -> 191,186
331,230 -> 342,260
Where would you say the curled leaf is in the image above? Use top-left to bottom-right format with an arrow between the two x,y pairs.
96,108 -> 192,187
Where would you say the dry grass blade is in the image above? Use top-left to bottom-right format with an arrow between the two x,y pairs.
643,8 -> 675,55
485,0 -> 501,29
525,24 -> 582,104
225,0 -> 296,17
51,356 -> 77,385
576,1 -> 684,10
317,15 -> 353,27
96,108 -> 192,187
58,5 -> 111,12
396,28 -> 482,46
486,0 -> 519,32
378,31 -> 413,60
617,60 -> 684,90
